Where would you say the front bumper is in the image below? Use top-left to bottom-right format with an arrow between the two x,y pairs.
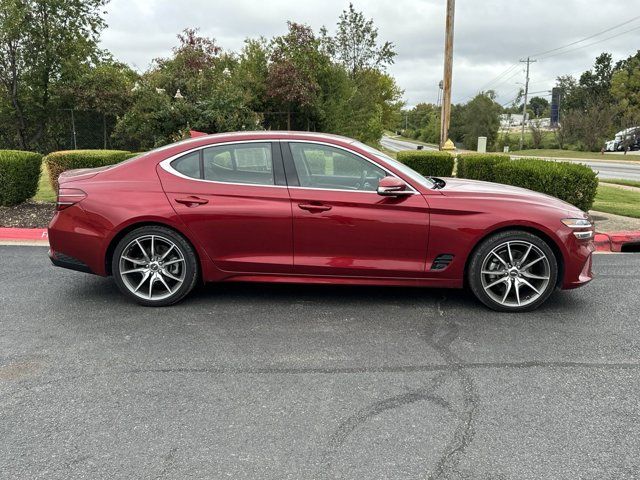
561,236 -> 595,289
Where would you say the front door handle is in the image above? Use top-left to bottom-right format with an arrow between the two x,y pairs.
298,203 -> 332,212
175,196 -> 209,207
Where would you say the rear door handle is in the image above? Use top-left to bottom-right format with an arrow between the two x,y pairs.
298,203 -> 332,212
175,196 -> 208,206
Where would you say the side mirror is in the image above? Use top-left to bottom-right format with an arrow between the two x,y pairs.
377,176 -> 413,196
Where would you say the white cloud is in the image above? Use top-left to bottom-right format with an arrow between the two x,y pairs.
100,0 -> 640,106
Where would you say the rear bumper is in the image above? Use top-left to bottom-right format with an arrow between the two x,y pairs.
48,205 -> 110,276
49,249 -> 93,274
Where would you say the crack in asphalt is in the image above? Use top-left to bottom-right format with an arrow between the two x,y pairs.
423,295 -> 479,480
315,372 -> 453,479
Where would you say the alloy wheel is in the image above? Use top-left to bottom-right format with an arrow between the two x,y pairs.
480,240 -> 551,308
118,234 -> 186,301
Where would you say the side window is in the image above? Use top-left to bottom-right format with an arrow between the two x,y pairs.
289,143 -> 385,191
171,151 -> 201,179
203,143 -> 274,185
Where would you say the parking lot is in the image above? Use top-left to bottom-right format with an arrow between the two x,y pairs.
1,246 -> 639,479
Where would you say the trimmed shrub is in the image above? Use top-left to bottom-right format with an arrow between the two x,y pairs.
457,153 -> 509,182
493,159 -> 598,211
0,150 -> 43,206
45,150 -> 138,191
396,150 -> 454,177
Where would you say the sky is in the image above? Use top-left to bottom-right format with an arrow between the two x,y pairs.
100,0 -> 640,108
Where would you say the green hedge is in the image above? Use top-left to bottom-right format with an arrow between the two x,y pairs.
396,150 -> 454,177
0,150 -> 43,206
493,159 -> 598,211
457,153 -> 509,182
45,150 -> 137,191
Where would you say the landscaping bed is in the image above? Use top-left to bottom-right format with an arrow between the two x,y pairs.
0,201 -> 55,228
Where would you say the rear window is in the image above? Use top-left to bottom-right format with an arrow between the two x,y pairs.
171,151 -> 201,179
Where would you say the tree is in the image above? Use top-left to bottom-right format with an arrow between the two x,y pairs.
528,96 -> 549,118
611,55 -> 640,129
529,119 -> 544,149
322,3 -> 396,77
266,22 -> 325,130
460,92 -> 501,150
0,0 -> 107,150
113,29 -> 259,150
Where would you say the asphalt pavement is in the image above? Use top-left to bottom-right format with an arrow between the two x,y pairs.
381,136 -> 438,153
1,246 -> 640,479
381,135 -> 640,181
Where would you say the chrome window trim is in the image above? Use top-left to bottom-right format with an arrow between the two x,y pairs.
159,140 -> 287,189
158,138 -> 419,194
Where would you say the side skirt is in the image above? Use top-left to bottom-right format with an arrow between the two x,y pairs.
219,273 -> 463,289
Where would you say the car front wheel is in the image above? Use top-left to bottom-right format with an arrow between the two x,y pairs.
468,230 -> 558,312
112,226 -> 199,306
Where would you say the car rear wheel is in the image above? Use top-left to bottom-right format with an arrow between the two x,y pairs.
112,226 -> 199,306
468,230 -> 558,312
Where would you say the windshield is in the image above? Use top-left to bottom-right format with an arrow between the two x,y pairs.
353,141 -> 438,189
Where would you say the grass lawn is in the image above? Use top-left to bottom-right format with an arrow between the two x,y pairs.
33,164 -> 56,203
593,185 -> 640,219
600,178 -> 640,189
515,149 -> 640,162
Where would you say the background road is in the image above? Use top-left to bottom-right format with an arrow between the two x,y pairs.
2,247 -> 640,479
381,135 -> 640,181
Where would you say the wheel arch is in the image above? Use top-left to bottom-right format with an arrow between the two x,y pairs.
463,225 -> 565,288
105,221 -> 203,278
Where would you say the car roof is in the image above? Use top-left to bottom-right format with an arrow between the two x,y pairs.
201,130 -> 356,143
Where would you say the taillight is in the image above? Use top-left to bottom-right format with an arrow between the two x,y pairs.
56,187 -> 86,211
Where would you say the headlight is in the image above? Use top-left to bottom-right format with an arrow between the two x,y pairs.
561,218 -> 591,228
561,218 -> 594,240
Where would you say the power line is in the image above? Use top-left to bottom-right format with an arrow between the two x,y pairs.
474,63 -> 520,93
530,15 -> 640,58
538,24 -> 640,60
466,17 -> 640,104
461,63 -> 521,102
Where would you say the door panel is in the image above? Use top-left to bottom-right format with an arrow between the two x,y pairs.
157,142 -> 293,274
284,142 -> 430,277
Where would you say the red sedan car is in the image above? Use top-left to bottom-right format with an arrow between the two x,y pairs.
48,131 -> 594,311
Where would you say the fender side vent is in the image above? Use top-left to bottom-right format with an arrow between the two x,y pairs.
431,254 -> 454,271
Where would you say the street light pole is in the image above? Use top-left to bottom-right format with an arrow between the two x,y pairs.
439,0 -> 455,150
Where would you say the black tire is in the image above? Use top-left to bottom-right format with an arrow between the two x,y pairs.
468,230 -> 559,312
111,225 -> 199,306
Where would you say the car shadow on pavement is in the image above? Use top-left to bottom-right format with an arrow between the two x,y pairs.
67,273 -> 588,317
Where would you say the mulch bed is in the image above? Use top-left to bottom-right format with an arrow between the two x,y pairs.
0,202 -> 55,228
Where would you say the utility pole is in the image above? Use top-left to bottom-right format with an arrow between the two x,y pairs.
519,57 -> 536,150
439,0 -> 455,150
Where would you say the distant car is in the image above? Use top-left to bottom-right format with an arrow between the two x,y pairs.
604,140 -> 617,152
48,131 -> 595,312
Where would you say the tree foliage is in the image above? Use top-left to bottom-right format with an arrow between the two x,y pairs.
0,0 -> 107,150
322,3 -> 396,77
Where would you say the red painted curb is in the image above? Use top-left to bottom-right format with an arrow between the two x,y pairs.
607,231 -> 640,252
594,233 -> 611,252
0,228 -> 48,241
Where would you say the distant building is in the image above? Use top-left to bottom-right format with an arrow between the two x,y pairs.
500,114 -> 551,129
500,113 -> 527,127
